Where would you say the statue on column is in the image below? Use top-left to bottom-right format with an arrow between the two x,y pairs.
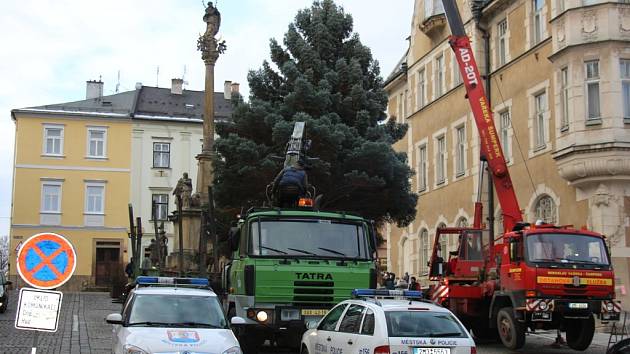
174,172 -> 193,209
203,2 -> 221,36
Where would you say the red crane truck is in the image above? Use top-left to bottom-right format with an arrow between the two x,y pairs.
426,0 -> 621,350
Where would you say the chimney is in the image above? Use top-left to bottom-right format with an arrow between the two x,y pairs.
224,80 -> 232,99
230,82 -> 240,98
86,80 -> 104,99
171,78 -> 183,95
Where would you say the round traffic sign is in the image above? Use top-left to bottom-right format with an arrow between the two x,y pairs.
16,233 -> 77,289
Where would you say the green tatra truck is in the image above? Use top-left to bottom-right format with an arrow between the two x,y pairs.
223,207 -> 378,353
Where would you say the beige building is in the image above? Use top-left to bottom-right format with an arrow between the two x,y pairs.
385,0 -> 630,305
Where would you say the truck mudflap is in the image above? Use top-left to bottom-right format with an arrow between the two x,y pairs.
525,298 -> 621,322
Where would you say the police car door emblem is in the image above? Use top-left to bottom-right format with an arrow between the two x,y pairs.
430,338 -> 436,345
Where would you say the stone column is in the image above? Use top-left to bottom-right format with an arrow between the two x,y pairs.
196,1 -> 225,205
168,2 -> 225,274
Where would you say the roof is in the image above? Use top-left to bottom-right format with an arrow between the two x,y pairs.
378,299 -> 448,312
347,298 -> 449,312
383,49 -> 408,88
247,209 -> 365,221
11,85 -> 233,124
133,286 -> 217,297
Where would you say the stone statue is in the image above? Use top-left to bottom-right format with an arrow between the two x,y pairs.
203,2 -> 221,37
174,172 -> 193,209
159,222 -> 168,266
149,239 -> 159,265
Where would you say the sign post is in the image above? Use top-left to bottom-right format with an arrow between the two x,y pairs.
15,232 -> 76,353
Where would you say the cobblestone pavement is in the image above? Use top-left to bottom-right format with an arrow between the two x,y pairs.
0,290 -> 119,354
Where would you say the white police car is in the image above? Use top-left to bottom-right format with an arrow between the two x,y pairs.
301,289 -> 476,354
106,276 -> 242,354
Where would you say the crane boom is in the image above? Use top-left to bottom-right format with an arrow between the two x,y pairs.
441,0 -> 522,232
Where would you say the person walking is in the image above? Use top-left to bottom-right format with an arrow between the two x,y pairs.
125,257 -> 134,279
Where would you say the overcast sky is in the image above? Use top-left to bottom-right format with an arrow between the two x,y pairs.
0,0 -> 414,236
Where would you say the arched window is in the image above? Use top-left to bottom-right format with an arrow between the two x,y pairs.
534,195 -> 557,224
453,217 -> 468,249
420,229 -> 429,275
437,223 -> 448,259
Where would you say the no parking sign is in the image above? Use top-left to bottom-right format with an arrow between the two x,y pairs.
16,232 -> 76,289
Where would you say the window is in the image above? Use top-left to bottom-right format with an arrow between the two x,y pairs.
360,308 -> 375,335
152,194 -> 169,220
534,195 -> 557,224
318,304 -> 348,331
43,125 -> 64,155
534,92 -> 547,149
438,223 -> 448,257
85,184 -> 105,214
41,183 -> 61,213
499,110 -> 511,162
87,127 -> 107,157
404,89 -> 409,118
560,67 -> 570,130
385,311 -> 468,338
418,144 -> 427,191
455,218 -> 468,248
153,142 -> 170,168
533,0 -> 545,45
417,68 -> 426,108
420,229 -> 429,274
585,60 -> 601,121
127,294 -> 228,329
436,55 -> 445,97
436,135 -> 446,184
497,19 -> 508,66
339,304 -> 365,333
452,54 -> 462,86
621,59 -> 630,119
455,126 -> 466,176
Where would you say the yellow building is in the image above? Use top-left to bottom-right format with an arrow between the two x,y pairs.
10,81 -> 132,291
385,0 -> 630,306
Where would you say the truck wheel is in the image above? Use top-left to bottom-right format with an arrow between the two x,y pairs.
496,307 -> 525,350
566,315 -> 595,351
301,346 -> 309,354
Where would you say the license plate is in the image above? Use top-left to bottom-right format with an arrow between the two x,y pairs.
569,303 -> 588,309
413,348 -> 451,354
301,309 -> 328,316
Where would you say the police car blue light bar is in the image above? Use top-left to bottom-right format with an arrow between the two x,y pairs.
352,289 -> 423,298
136,276 -> 209,287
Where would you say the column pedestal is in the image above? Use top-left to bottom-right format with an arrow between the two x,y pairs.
168,208 -> 202,273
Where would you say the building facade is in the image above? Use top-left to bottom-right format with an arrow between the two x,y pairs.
385,0 -> 630,305
10,87 -> 132,291
131,80 -> 235,259
9,79 -> 235,290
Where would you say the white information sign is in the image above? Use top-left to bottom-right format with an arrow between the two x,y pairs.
15,288 -> 63,332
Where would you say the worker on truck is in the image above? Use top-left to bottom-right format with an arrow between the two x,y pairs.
272,159 -> 309,207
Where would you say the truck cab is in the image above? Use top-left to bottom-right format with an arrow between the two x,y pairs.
223,208 -> 378,353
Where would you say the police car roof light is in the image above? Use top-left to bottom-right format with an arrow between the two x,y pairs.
352,289 -> 423,299
136,276 -> 210,287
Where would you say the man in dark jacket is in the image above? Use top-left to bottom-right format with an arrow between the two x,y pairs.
272,161 -> 309,207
